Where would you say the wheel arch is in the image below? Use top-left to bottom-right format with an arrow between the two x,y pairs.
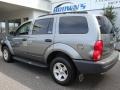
1,40 -> 14,55
47,51 -> 77,71
45,43 -> 82,60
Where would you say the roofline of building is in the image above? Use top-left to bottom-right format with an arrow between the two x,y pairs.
0,1 -> 51,13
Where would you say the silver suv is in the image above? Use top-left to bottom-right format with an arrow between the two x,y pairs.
1,12 -> 119,85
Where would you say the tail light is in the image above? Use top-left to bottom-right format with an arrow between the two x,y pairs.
92,40 -> 103,62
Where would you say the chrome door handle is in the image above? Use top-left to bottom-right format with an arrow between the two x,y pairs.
45,39 -> 52,42
22,38 -> 27,41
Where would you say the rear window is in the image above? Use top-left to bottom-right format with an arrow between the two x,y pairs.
59,16 -> 88,34
97,16 -> 113,34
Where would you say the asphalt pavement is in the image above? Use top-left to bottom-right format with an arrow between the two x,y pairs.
0,53 -> 120,90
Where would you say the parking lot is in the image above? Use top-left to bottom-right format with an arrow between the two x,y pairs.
0,52 -> 120,90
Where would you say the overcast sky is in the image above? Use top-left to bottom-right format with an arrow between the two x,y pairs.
50,0 -> 70,3
50,0 -> 90,3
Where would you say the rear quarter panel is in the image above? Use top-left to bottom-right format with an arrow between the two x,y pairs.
54,14 -> 100,60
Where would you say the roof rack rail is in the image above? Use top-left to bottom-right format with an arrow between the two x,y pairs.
38,11 -> 88,17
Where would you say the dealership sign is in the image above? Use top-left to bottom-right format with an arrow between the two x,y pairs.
52,0 -> 120,13
52,0 -> 91,13
53,2 -> 87,13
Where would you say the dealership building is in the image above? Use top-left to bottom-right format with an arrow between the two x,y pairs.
0,0 -> 51,37
0,0 -> 120,37
52,0 -> 120,28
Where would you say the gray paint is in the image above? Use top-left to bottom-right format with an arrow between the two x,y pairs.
1,13 -> 118,65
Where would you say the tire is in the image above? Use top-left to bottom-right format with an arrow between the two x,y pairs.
50,56 -> 76,85
2,46 -> 13,63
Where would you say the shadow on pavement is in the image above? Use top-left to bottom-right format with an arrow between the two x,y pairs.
0,57 -> 118,90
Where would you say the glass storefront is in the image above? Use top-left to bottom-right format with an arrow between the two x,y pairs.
0,19 -> 21,34
0,22 -> 5,33
0,19 -> 21,40
8,19 -> 21,33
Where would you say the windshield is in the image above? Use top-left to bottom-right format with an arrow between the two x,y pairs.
96,16 -> 113,34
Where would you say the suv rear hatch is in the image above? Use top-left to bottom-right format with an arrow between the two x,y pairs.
96,16 -> 114,59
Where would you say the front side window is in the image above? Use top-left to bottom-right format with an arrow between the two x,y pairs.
32,18 -> 53,34
16,22 -> 31,35
59,16 -> 88,34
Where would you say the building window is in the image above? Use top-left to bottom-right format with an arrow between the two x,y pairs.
0,22 -> 5,33
8,19 -> 21,33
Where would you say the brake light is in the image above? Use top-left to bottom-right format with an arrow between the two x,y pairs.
93,40 -> 103,62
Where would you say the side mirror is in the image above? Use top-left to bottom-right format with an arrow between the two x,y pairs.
116,35 -> 120,42
10,31 -> 16,36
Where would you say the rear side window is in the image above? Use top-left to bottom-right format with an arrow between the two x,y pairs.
97,16 -> 113,34
59,16 -> 88,34
32,18 -> 53,34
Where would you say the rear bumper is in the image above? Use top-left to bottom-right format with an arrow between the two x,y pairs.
73,51 -> 119,74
